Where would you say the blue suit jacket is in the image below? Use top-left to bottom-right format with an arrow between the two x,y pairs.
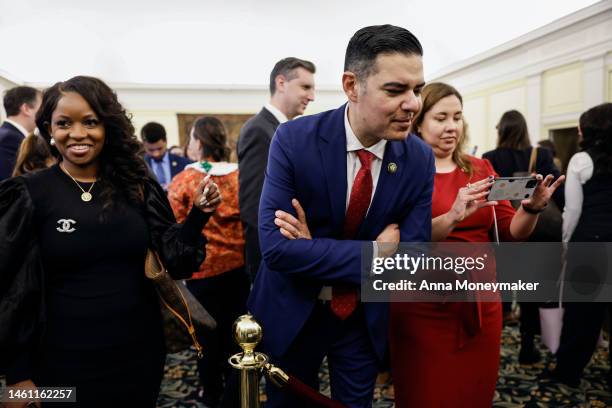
247,104 -> 435,360
0,122 -> 26,182
144,152 -> 192,181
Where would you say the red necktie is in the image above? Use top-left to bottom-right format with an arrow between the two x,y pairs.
331,149 -> 375,320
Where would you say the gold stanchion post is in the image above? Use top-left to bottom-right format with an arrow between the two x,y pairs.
229,314 -> 268,408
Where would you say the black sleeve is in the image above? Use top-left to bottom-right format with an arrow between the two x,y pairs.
0,177 -> 44,384
237,124 -> 272,228
143,178 -> 210,279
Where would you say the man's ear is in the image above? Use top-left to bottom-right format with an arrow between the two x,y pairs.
342,72 -> 359,103
275,74 -> 286,93
20,102 -> 31,116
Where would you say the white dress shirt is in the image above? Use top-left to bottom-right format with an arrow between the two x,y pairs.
319,105 -> 386,300
4,119 -> 29,138
562,151 -> 594,242
344,105 -> 387,212
264,103 -> 289,125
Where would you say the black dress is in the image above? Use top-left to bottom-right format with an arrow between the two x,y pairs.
0,164 -> 209,407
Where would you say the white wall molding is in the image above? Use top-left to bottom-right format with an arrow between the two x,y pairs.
526,74 -> 542,142
582,54 -> 607,108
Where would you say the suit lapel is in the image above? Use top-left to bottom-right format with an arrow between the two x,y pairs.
259,108 -> 280,138
318,106 -> 348,236
358,140 -> 406,238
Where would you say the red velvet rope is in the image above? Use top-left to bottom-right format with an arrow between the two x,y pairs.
285,375 -> 349,408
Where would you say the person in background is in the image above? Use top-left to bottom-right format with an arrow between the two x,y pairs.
0,86 -> 42,181
168,116 -> 248,408
482,110 -> 564,365
554,102 -> 612,388
390,83 -> 563,407
168,144 -> 186,157
237,57 -> 316,282
538,139 -> 563,172
141,122 -> 191,190
0,76 -> 219,408
12,133 -> 56,177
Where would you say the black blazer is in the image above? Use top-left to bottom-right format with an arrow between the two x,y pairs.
236,108 -> 280,280
482,146 -> 564,208
0,122 -> 26,181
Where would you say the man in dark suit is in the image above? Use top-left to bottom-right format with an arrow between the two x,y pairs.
237,57 -> 316,281
0,86 -> 41,181
248,25 -> 433,407
141,122 -> 191,190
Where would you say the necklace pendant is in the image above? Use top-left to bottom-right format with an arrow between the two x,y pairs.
81,192 -> 93,202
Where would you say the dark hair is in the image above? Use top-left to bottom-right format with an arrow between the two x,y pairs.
579,102 -> 612,178
411,82 -> 473,176
141,122 -> 167,143
12,133 -> 55,177
344,25 -> 423,81
496,110 -> 531,150
36,76 -> 149,214
537,139 -> 557,156
191,116 -> 230,162
269,57 -> 316,95
3,86 -> 40,116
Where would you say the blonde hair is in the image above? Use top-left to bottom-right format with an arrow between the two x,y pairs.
411,82 -> 473,176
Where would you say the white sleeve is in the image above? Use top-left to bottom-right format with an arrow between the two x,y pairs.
562,152 -> 594,242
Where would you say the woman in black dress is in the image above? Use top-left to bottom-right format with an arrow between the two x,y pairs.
0,76 -> 221,407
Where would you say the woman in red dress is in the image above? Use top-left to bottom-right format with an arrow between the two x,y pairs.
389,82 -> 564,407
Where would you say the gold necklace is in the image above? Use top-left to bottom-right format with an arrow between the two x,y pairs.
60,163 -> 97,202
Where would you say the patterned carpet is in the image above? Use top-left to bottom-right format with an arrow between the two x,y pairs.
157,321 -> 612,408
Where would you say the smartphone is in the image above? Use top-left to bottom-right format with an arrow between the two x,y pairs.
487,176 -> 538,201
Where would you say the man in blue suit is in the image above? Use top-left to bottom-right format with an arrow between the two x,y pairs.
141,122 -> 191,190
248,25 -> 434,407
0,86 -> 41,181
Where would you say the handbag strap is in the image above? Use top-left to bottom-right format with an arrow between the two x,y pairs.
528,146 -> 538,174
156,285 -> 204,359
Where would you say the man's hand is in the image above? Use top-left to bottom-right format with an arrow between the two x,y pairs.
274,199 -> 312,240
376,223 -> 399,258
4,379 -> 40,408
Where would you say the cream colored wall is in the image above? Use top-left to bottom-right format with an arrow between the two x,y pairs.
541,62 -> 584,116
118,86 -> 346,147
462,81 -> 527,155
129,110 -> 181,146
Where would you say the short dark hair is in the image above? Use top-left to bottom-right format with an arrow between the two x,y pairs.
269,57 -> 316,95
3,86 -> 40,116
344,25 -> 423,81
141,122 -> 167,143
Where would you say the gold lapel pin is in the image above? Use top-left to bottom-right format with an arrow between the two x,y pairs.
387,162 -> 398,174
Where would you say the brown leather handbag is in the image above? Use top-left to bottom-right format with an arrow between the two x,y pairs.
145,250 -> 216,358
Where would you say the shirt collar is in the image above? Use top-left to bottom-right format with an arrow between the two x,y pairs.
264,103 -> 289,124
4,119 -> 29,138
344,104 -> 386,159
